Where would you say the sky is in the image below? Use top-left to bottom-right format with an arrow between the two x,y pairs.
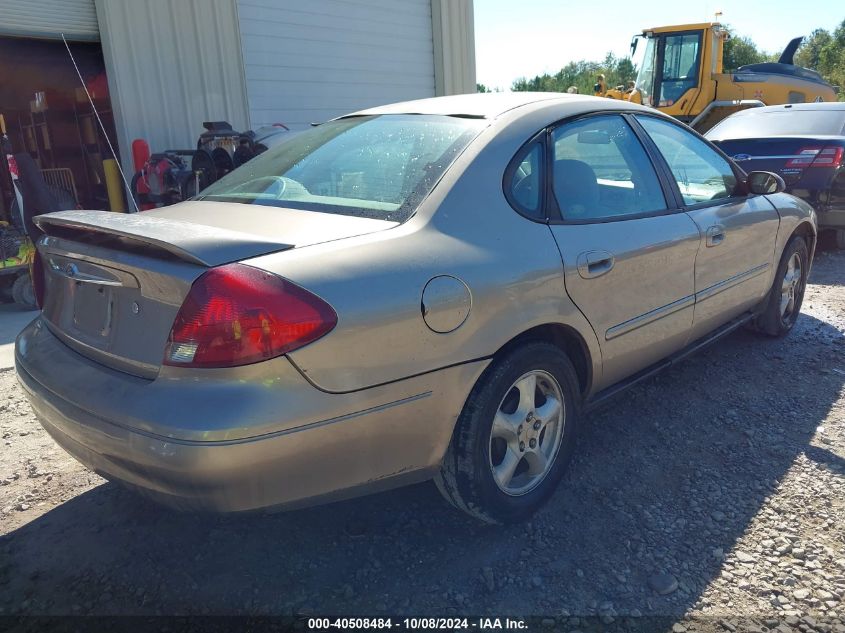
474,0 -> 845,91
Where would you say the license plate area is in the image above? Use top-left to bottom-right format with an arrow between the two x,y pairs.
72,282 -> 113,338
43,254 -> 139,347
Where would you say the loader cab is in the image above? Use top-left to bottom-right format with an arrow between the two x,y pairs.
632,23 -> 722,116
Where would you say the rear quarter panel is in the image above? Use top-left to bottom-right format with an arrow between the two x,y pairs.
245,107 -> 607,395
764,192 -> 817,268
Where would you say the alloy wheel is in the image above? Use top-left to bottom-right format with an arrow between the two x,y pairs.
488,370 -> 565,496
780,252 -> 804,322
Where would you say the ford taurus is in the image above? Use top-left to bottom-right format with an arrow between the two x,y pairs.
15,93 -> 816,523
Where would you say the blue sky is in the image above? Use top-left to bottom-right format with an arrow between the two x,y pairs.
474,0 -> 845,90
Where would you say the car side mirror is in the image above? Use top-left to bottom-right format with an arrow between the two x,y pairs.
746,171 -> 786,195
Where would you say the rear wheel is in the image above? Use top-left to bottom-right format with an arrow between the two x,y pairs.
436,342 -> 580,524
11,273 -> 37,310
753,236 -> 808,337
0,275 -> 15,303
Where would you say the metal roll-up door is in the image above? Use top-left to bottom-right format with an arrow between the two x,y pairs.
0,0 -> 99,41
237,0 -> 437,130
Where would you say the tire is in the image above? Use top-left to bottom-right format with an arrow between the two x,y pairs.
11,273 -> 37,310
0,278 -> 14,303
436,342 -> 581,524
191,150 -> 216,189
753,235 -> 809,337
835,229 -> 845,251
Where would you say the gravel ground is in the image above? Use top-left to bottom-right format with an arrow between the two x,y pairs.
0,243 -> 844,630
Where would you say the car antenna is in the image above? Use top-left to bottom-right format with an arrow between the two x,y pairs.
61,33 -> 139,212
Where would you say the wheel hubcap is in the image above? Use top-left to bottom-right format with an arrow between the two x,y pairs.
489,370 -> 565,496
779,253 -> 803,321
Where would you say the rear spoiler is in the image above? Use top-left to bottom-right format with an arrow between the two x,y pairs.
34,210 -> 293,267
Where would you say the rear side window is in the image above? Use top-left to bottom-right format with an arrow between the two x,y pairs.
706,109 -> 845,140
505,142 -> 544,219
638,116 -> 738,205
551,115 -> 667,221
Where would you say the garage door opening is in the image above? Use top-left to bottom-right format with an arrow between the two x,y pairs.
0,36 -> 120,221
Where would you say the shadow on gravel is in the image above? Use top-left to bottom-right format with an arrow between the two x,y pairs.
2,313 -> 844,626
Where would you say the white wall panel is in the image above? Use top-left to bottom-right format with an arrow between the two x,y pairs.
431,0 -> 475,96
95,0 -> 250,172
237,0 -> 437,129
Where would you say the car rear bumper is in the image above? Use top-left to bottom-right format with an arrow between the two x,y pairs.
15,318 -> 488,512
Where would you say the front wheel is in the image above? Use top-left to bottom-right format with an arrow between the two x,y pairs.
753,236 -> 809,337
436,343 -> 581,524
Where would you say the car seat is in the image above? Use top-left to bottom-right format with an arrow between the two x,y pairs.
553,159 -> 600,218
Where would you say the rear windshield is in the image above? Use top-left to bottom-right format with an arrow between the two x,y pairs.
706,109 -> 845,140
195,114 -> 486,222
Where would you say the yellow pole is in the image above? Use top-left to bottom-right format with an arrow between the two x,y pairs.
103,158 -> 126,212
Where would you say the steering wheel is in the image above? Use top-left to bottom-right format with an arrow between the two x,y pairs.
228,176 -> 288,199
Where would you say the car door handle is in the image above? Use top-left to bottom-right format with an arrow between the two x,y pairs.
706,225 -> 726,247
576,250 -> 615,279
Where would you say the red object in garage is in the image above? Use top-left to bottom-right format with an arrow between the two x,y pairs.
132,138 -> 150,173
131,139 -> 154,211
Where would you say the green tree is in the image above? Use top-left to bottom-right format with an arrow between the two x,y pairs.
512,54 -> 636,95
796,19 -> 845,98
795,28 -> 834,69
723,35 -> 767,71
616,58 -> 636,85
476,83 -> 491,93
817,19 -> 845,94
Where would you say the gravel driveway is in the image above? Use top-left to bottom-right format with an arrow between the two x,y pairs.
1,244 -> 844,630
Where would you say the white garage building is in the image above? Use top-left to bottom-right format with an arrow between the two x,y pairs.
0,0 -> 475,175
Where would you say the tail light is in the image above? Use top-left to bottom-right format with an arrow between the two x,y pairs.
32,249 -> 45,309
786,146 -> 844,168
810,146 -> 843,168
163,263 -> 337,369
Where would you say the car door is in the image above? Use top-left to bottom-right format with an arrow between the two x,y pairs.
635,115 -> 781,341
543,114 -> 701,390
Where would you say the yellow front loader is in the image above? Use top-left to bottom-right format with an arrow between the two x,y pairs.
599,23 -> 838,132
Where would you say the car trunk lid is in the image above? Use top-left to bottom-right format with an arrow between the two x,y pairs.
34,203 -> 397,378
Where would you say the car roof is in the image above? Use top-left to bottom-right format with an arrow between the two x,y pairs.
337,92 -> 605,120
727,102 -> 845,117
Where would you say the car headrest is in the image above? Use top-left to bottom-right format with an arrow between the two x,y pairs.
553,159 -> 599,218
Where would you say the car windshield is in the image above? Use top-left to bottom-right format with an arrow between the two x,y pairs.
195,114 -> 486,223
706,109 -> 845,140
634,36 -> 658,106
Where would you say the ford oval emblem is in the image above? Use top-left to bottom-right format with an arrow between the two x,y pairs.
733,153 -> 752,162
